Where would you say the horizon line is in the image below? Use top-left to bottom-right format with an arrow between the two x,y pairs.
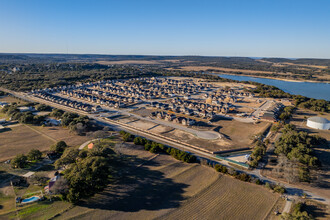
1,52 -> 330,60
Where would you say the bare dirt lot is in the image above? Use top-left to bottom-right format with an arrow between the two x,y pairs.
214,119 -> 271,148
54,144 -> 279,220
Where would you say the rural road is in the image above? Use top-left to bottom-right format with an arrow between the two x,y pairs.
1,87 -> 330,206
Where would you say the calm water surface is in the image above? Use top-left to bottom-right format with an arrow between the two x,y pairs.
216,74 -> 330,101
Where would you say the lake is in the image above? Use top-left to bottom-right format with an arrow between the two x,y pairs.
215,74 -> 330,101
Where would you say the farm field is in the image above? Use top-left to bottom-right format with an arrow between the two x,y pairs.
0,124 -> 90,161
159,176 -> 278,220
53,143 -> 279,220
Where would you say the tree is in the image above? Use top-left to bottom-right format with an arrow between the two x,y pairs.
27,149 -> 42,161
299,167 -> 310,182
51,108 -> 64,119
55,148 -> 79,169
11,154 -> 28,168
50,178 -> 69,195
64,156 -> 111,203
35,104 -> 52,111
123,133 -> 134,142
51,141 -> 67,154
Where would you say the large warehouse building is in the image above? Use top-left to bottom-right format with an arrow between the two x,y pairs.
306,116 -> 330,130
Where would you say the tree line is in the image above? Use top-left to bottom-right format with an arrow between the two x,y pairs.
120,131 -> 197,163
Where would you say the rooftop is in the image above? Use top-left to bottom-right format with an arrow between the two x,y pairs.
307,116 -> 329,124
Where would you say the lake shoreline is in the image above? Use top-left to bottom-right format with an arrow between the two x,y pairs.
214,73 -> 330,101
215,72 -> 330,84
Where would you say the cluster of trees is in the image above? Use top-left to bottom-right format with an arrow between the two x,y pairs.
265,182 -> 286,194
11,149 -> 42,168
275,125 -> 320,167
51,109 -> 93,135
35,104 -> 52,111
0,63 -> 159,91
120,131 -> 197,163
1,104 -> 46,125
57,143 -> 115,203
279,106 -> 295,122
10,141 -> 67,169
249,141 -> 267,168
294,95 -> 329,112
252,84 -> 291,98
282,202 -> 314,220
274,124 -> 325,182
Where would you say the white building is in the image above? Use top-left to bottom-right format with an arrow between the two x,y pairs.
306,116 -> 330,130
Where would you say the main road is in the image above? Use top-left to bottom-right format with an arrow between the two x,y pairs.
1,87 -> 329,206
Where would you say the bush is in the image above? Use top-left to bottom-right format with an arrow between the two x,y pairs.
120,131 -> 135,142
265,182 -> 273,190
27,149 -> 42,161
273,185 -> 286,194
51,141 -> 67,154
214,164 -> 228,173
133,137 -> 147,145
299,167 -> 310,182
236,173 -> 251,182
35,104 -> 52,111
144,143 -> 151,151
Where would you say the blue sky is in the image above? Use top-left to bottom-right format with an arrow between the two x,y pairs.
1,0 -> 330,58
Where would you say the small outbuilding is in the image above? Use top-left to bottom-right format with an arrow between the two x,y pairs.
88,143 -> 94,150
306,116 -> 330,130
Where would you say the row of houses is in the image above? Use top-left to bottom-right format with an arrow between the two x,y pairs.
261,102 -> 285,122
210,88 -> 253,97
170,98 -> 233,114
151,111 -> 196,126
34,92 -> 102,113
60,90 -> 128,108
150,101 -> 217,119
92,77 -> 206,99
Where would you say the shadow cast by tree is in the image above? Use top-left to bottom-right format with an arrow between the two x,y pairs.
78,156 -> 188,212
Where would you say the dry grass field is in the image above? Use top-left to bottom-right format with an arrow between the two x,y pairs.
0,95 -> 27,105
0,124 -> 90,161
0,125 -> 54,161
29,125 -> 90,147
53,144 -> 279,220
